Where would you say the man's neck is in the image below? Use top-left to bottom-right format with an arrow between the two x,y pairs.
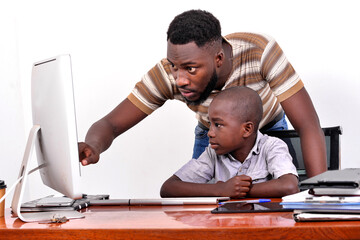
215,41 -> 233,90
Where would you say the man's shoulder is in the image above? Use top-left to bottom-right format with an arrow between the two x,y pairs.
224,32 -> 275,48
158,58 -> 172,73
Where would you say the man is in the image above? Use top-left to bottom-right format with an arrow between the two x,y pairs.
78,9 -> 326,178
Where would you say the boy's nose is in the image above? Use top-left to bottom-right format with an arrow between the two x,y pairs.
208,127 -> 215,138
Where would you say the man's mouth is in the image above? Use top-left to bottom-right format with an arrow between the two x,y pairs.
179,88 -> 196,99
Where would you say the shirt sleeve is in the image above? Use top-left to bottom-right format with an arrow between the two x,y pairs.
127,59 -> 176,115
262,136 -> 298,179
174,147 -> 216,183
260,35 -> 304,102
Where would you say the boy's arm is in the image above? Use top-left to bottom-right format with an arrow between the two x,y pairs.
160,175 -> 252,198
247,174 -> 299,198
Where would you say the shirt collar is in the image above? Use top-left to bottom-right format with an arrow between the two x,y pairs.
251,131 -> 263,155
222,36 -> 232,46
243,131 -> 263,161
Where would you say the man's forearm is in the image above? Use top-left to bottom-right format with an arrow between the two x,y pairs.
300,127 -> 327,177
281,87 -> 327,178
85,119 -> 116,154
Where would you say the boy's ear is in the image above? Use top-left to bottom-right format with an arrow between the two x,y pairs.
242,121 -> 254,137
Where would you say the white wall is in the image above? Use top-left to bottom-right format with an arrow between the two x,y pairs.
1,0 -> 360,207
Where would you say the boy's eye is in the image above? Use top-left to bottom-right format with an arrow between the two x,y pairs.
215,123 -> 222,128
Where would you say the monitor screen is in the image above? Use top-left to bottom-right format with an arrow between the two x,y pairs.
31,54 -> 82,199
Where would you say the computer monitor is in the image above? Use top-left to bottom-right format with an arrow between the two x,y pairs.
11,54 -> 83,222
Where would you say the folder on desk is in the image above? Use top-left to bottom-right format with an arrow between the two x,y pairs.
293,210 -> 360,222
299,168 -> 360,191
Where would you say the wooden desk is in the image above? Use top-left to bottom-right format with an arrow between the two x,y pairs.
1,203 -> 360,240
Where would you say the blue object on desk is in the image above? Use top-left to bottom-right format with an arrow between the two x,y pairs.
219,199 -> 271,205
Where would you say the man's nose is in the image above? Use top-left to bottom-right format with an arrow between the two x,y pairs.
175,70 -> 189,87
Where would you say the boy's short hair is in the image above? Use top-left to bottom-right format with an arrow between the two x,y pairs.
167,9 -> 222,47
213,87 -> 263,130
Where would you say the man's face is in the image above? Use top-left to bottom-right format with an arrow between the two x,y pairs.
167,41 -> 218,105
208,99 -> 245,157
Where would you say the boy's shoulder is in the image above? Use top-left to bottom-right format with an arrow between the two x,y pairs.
259,132 -> 288,150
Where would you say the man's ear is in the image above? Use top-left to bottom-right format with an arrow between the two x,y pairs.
215,50 -> 224,68
243,121 -> 254,138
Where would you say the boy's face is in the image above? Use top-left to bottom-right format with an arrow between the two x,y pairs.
208,99 -> 245,156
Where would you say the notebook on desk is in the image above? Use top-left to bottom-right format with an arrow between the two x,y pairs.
89,197 -> 230,206
299,168 -> 360,190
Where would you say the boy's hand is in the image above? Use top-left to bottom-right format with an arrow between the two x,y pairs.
78,142 -> 100,166
216,175 -> 252,198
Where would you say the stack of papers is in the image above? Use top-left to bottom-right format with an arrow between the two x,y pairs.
283,169 -> 360,221
281,190 -> 360,222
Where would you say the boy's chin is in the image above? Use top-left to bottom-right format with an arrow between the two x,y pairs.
214,149 -> 226,156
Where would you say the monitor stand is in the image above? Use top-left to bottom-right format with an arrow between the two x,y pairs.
11,125 -> 84,222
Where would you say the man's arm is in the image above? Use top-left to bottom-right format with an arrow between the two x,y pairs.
281,87 -> 327,177
79,98 -> 148,166
247,174 -> 299,198
160,175 -> 252,198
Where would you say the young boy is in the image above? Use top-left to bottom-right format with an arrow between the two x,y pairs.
160,87 -> 299,198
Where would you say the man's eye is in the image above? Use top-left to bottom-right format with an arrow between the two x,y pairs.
187,67 -> 196,73
168,61 -> 175,68
215,123 -> 222,128
171,64 -> 178,71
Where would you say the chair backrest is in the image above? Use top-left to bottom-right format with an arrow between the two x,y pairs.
265,126 -> 342,181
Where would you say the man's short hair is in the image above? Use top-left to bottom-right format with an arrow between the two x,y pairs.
167,9 -> 222,47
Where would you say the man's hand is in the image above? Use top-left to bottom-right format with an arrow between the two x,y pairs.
216,175 -> 252,198
78,142 -> 100,166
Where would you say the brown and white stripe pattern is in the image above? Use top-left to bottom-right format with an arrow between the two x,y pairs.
128,32 -> 304,129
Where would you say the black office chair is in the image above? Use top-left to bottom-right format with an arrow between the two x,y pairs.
266,126 -> 342,181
